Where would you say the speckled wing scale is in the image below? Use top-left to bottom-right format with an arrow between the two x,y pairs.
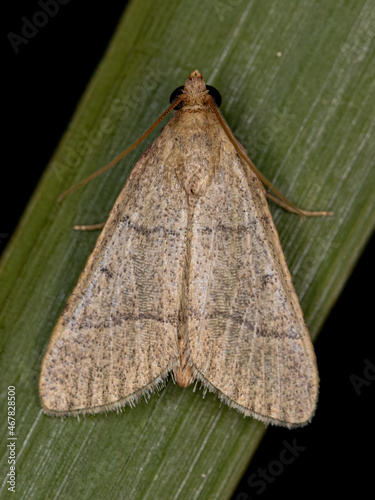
40,70 -> 320,428
39,139 -> 188,415
187,145 -> 318,427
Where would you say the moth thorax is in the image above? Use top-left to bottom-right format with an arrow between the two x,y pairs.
175,138 -> 214,196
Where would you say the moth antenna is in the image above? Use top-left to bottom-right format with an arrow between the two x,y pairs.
208,97 -> 332,217
58,95 -> 185,202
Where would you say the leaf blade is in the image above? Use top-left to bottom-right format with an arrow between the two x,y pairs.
1,0 -> 374,498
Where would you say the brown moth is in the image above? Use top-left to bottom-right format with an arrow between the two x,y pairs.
39,70 -> 331,428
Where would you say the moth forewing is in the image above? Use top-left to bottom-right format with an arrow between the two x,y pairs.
40,69 -> 323,427
185,127 -> 319,427
39,140 -> 186,416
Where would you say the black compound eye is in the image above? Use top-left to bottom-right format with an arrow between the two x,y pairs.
206,85 -> 222,107
169,86 -> 185,109
169,84 -> 222,109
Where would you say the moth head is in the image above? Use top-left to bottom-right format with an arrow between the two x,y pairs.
169,69 -> 222,110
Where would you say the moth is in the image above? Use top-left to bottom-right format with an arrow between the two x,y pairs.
39,70 -> 331,427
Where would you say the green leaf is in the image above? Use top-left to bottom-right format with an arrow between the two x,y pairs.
1,0 -> 374,498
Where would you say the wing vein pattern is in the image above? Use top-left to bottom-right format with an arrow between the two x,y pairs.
40,136 -> 188,415
188,143 -> 318,427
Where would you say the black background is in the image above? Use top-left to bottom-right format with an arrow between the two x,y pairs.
3,3 -> 374,499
